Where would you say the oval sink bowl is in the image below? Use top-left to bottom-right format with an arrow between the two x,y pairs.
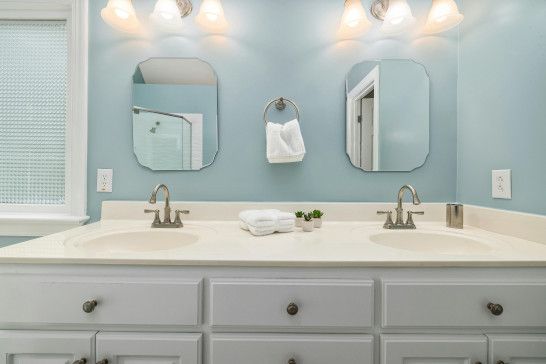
68,229 -> 199,253
370,232 -> 494,255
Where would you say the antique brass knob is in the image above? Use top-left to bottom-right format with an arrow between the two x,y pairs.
82,300 -> 98,313
97,360 -> 109,364
497,361 -> 507,364
73,359 -> 87,364
487,302 -> 504,316
288,359 -> 297,364
286,302 -> 299,316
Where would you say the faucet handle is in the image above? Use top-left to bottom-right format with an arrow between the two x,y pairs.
145,209 -> 161,225
406,211 -> 424,228
174,210 -> 190,225
377,211 -> 394,229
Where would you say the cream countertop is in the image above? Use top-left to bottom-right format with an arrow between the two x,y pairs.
1,219 -> 546,267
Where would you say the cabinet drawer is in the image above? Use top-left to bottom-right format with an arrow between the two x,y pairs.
0,275 -> 202,327
382,281 -> 546,328
211,334 -> 373,364
211,279 -> 373,330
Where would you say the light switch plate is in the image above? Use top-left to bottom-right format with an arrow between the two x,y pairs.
492,169 -> 511,199
97,169 -> 113,193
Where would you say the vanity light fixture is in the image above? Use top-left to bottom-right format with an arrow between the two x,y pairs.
196,0 -> 228,32
338,0 -> 372,38
423,0 -> 464,34
150,0 -> 192,31
100,0 -> 140,33
370,0 -> 416,35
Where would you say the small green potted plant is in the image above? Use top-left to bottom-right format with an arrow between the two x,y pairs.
312,209 -> 324,228
302,212 -> 314,232
295,211 -> 304,227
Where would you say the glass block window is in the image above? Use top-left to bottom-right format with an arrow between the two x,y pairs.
0,21 -> 68,205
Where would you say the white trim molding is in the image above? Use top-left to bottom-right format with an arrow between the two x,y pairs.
0,0 -> 88,236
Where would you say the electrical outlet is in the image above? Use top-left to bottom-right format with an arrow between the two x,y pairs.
492,169 -> 511,199
97,169 -> 113,193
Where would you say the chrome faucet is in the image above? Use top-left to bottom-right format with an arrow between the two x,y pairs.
378,185 -> 424,229
145,184 -> 189,228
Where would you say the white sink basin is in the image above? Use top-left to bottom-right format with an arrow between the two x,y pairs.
369,231 -> 494,255
66,227 -> 202,253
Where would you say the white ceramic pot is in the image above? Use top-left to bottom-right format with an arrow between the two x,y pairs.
302,219 -> 314,232
314,218 -> 322,228
295,217 -> 304,227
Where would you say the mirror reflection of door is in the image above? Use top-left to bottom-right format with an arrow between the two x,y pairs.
358,91 -> 374,171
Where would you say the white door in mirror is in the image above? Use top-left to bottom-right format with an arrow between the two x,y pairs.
492,169 -> 511,199
97,169 -> 113,193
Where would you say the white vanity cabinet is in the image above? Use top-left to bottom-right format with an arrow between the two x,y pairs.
488,335 -> 546,364
0,265 -> 545,364
0,330 -> 95,364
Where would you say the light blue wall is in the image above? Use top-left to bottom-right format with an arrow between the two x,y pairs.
457,0 -> 546,215
0,237 -> 33,248
88,0 -> 459,222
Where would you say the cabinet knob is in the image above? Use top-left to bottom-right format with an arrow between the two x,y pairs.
73,359 -> 87,364
286,302 -> 299,316
97,360 -> 109,364
82,300 -> 98,313
497,361 -> 507,364
487,302 -> 504,316
288,359 -> 297,364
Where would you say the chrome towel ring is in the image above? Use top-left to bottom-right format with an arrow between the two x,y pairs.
263,97 -> 300,125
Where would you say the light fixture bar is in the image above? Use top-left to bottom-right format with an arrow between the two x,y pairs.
370,0 -> 389,21
176,0 -> 193,18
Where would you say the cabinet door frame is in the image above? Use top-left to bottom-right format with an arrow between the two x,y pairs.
381,334 -> 487,364
488,334 -> 546,364
96,332 -> 202,364
0,330 -> 96,364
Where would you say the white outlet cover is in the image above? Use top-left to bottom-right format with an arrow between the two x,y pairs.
97,169 -> 113,193
492,169 -> 511,199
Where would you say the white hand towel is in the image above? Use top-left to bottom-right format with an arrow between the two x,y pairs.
266,119 -> 306,163
239,209 -> 296,236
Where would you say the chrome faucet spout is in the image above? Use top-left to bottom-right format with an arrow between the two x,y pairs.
149,184 -> 172,224
397,184 -> 421,211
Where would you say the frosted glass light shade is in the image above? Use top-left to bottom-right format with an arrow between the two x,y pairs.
101,0 -> 140,33
381,0 -> 416,35
338,0 -> 372,38
196,0 -> 228,32
150,0 -> 183,31
424,0 -> 464,34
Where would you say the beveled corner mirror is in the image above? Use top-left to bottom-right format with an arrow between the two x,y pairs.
346,59 -> 429,172
132,58 -> 218,171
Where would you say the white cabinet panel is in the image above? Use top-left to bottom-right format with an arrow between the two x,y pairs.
488,335 -> 546,364
0,330 -> 95,364
211,279 -> 374,330
0,275 -> 202,327
96,332 -> 202,364
211,334 -> 373,364
382,281 -> 546,328
381,335 -> 487,364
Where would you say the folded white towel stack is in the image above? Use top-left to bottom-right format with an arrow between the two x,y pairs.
239,209 -> 296,236
266,119 -> 306,163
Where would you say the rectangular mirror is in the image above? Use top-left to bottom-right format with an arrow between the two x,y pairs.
346,59 -> 429,172
132,58 -> 218,171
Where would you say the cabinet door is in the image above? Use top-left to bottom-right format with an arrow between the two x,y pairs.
96,332 -> 202,364
489,335 -> 546,364
0,330 -> 95,364
381,335 -> 487,364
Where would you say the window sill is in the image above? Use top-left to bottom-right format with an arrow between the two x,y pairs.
0,213 -> 90,237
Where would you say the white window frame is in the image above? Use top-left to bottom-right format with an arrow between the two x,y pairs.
0,0 -> 88,236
